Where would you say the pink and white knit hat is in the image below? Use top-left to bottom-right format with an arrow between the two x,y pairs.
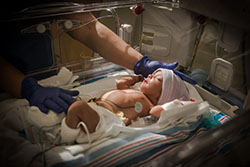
156,68 -> 190,105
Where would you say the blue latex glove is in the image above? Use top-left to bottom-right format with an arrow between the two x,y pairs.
134,56 -> 178,77
21,77 -> 79,114
134,56 -> 197,84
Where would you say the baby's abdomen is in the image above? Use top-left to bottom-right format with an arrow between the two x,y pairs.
100,90 -> 152,122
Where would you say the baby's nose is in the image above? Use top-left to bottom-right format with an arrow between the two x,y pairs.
148,74 -> 153,79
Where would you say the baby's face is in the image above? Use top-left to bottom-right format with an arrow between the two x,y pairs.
140,70 -> 162,99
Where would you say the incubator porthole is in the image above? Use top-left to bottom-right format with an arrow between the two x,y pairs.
36,24 -> 46,33
64,20 -> 73,29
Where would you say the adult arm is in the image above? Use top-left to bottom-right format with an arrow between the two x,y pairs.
63,12 -> 142,70
0,57 -> 24,98
0,57 -> 79,114
62,12 -> 198,84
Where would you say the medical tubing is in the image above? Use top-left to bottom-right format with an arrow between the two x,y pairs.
78,121 -> 92,144
93,100 -> 115,114
28,143 -> 56,167
228,49 -> 250,61
62,15 -> 118,34
79,52 -> 107,77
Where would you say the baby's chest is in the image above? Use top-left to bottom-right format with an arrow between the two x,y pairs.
104,90 -> 152,116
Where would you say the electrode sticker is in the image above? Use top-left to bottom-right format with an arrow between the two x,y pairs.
135,102 -> 143,113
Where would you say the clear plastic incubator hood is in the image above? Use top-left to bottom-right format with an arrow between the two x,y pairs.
0,1 -> 250,167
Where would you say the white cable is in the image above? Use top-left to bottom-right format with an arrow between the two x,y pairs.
215,41 -> 219,58
228,49 -> 250,61
77,121 -> 92,144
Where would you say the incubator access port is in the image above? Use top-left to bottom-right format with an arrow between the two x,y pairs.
208,58 -> 233,91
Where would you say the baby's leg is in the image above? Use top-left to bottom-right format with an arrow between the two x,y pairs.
66,100 -> 100,133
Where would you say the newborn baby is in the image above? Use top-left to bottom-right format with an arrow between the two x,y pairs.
62,68 -> 190,143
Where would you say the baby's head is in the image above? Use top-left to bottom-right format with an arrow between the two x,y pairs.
156,68 -> 190,104
140,68 -> 190,105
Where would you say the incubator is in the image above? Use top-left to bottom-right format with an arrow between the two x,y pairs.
1,0 -> 250,167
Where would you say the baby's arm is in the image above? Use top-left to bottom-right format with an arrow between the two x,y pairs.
116,75 -> 144,89
149,100 -> 188,118
149,105 -> 164,118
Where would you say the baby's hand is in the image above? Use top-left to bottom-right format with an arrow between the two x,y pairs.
116,75 -> 144,89
116,79 -> 130,89
149,105 -> 164,118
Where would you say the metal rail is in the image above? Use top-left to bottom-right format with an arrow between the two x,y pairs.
2,0 -> 179,21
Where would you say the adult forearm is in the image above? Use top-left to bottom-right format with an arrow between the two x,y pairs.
65,13 -> 143,70
86,21 -> 143,70
0,57 -> 25,98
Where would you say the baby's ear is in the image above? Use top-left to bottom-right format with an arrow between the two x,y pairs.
149,105 -> 164,118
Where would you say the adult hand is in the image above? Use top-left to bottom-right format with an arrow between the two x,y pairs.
134,56 -> 197,84
134,56 -> 178,77
21,77 -> 79,114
